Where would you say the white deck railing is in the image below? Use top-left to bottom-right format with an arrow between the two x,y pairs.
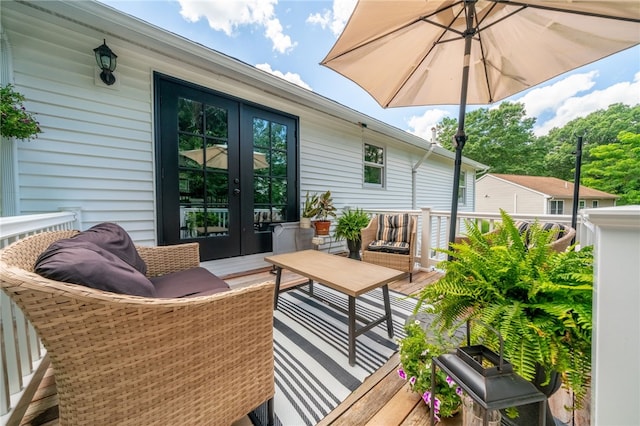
418,208 -> 585,269
0,211 -> 80,422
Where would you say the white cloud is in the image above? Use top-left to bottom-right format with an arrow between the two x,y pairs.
177,0 -> 296,54
407,109 -> 451,141
531,72 -> 640,136
307,0 -> 357,36
255,63 -> 312,91
517,71 -> 598,118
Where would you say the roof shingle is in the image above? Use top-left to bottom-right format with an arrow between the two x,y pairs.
489,174 -> 619,199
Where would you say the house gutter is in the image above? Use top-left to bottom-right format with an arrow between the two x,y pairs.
412,128 -> 437,210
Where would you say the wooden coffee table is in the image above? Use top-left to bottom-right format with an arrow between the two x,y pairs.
264,250 -> 405,366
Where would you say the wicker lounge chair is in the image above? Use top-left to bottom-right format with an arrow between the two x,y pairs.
0,230 -> 275,425
455,221 -> 576,253
361,213 -> 417,282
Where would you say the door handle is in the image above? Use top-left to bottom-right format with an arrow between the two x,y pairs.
233,188 -> 240,195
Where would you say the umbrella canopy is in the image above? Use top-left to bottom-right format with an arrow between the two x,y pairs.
180,145 -> 269,170
322,0 -> 640,247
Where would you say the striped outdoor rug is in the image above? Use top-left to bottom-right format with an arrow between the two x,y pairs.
252,284 -> 417,426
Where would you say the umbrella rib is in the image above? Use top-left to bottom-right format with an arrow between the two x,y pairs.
419,0 -> 468,36
322,2 -> 469,63
475,3 -> 526,33
321,18 -> 423,62
474,1 -> 504,104
384,4 -> 467,107
501,0 -> 640,23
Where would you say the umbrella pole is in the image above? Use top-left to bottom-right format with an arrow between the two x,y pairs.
571,135 -> 583,244
448,0 -> 476,255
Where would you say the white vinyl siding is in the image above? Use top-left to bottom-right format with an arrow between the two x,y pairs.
476,175 -> 546,214
4,3 -> 156,243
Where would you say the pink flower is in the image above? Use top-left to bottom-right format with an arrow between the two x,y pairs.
446,375 -> 456,387
397,368 -> 407,380
433,397 -> 441,410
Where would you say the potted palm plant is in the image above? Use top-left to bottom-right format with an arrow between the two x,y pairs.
300,191 -> 318,229
333,208 -> 370,259
413,210 -> 593,425
312,190 -> 337,236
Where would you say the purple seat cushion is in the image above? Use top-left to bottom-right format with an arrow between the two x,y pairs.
71,222 -> 147,275
35,240 -> 156,297
150,267 -> 230,298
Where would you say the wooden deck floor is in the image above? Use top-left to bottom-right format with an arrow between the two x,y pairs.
18,266 -> 444,426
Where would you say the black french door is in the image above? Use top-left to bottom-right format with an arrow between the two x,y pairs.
155,74 -> 298,261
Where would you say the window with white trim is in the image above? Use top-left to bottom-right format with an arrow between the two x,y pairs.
364,143 -> 384,187
550,200 -> 564,215
458,171 -> 467,205
592,200 -> 599,208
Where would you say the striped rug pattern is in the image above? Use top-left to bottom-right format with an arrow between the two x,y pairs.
254,284 -> 417,426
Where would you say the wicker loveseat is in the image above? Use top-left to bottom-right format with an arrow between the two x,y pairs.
455,220 -> 576,253
361,213 -> 417,282
0,229 -> 275,425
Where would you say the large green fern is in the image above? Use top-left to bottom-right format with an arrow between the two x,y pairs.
416,210 -> 593,407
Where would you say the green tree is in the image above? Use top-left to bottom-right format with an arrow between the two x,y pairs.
582,131 -> 640,205
541,104 -> 640,180
435,102 -> 544,174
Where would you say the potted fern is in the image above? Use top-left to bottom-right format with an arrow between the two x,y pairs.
414,210 -> 593,425
333,208 -> 370,259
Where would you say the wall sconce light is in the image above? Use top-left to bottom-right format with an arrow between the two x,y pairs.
93,39 -> 117,86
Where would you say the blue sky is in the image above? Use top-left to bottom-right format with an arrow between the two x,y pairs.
100,0 -> 640,139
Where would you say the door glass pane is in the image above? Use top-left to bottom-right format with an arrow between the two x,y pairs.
204,105 -> 228,138
178,99 -> 202,134
203,143 -> 228,170
271,123 -> 287,150
178,97 -> 229,239
253,117 -> 287,231
205,173 -> 228,234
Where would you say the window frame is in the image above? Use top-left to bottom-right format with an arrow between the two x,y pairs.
550,200 -> 564,215
458,171 -> 467,206
363,142 -> 385,188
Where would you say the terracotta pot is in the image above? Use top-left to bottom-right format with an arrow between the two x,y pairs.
313,220 -> 331,236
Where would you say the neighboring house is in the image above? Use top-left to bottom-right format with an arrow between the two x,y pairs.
0,0 -> 485,275
476,173 -> 618,215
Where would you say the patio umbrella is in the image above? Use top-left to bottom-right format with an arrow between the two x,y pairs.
180,145 -> 269,170
321,0 -> 640,247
